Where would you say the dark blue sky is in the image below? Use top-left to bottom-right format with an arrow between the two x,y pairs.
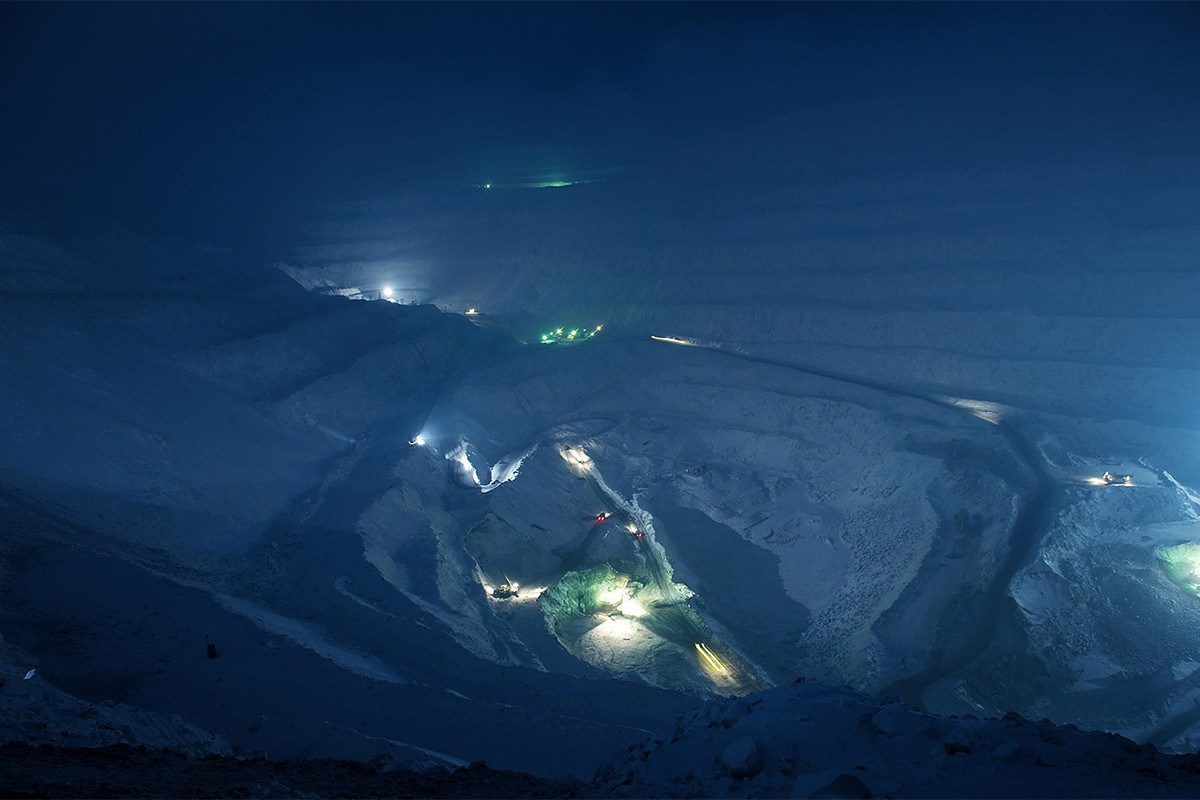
1,2 -> 1196,258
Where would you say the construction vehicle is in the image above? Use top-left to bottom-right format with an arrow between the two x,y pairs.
492,571 -> 518,598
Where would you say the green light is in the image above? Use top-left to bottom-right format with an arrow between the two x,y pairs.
596,585 -> 624,606
1159,542 -> 1200,595
538,324 -> 605,345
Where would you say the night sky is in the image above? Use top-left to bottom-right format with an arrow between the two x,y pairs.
1,2 -> 1197,259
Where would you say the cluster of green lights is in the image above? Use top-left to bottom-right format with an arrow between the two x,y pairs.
540,325 -> 603,344
1158,542 -> 1200,596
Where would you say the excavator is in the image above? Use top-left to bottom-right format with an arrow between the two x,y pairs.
1102,470 -> 1132,486
492,571 -> 518,599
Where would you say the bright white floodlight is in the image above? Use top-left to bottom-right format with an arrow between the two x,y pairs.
382,286 -> 394,299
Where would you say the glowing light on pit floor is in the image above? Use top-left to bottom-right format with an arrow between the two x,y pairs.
410,434 -> 426,447
617,598 -> 646,618
695,642 -> 728,673
651,335 -> 698,346
596,586 -> 625,606
466,308 -> 477,315
591,615 -> 638,643
595,575 -> 639,613
559,445 -> 593,473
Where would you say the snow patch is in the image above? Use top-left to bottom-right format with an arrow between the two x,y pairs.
212,594 -> 409,685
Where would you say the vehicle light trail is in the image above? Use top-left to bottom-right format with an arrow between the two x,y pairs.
695,642 -> 728,673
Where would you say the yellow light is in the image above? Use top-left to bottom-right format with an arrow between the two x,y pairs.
617,598 -> 646,617
560,446 -> 592,467
597,587 -> 624,605
651,335 -> 697,347
695,643 -> 728,672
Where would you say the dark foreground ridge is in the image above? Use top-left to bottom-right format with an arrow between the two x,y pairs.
0,743 -> 577,799
11,680 -> 1200,800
